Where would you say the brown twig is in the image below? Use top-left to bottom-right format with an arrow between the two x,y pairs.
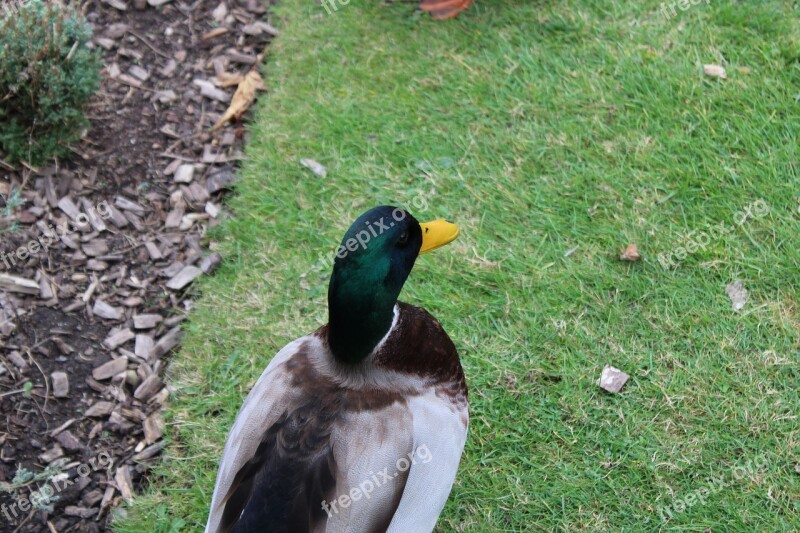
127,28 -> 171,59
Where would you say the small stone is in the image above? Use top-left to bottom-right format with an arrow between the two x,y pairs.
596,365 -> 630,393
51,371 -> 69,398
703,64 -> 727,79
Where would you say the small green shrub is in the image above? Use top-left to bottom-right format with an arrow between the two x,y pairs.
0,0 -> 101,165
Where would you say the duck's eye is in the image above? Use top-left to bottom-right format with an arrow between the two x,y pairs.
397,231 -> 409,246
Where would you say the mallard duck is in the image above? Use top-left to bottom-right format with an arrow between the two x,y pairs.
205,206 -> 468,533
419,0 -> 473,19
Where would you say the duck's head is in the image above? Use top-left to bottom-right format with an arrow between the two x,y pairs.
327,205 -> 458,364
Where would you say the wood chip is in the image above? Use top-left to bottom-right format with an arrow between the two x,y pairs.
135,334 -> 155,359
144,241 -> 163,260
83,239 -> 110,257
104,327 -> 135,349
205,201 -> 220,218
129,65 -> 150,81
102,0 -> 128,10
0,273 -> 39,295
55,430 -> 83,451
51,371 -> 70,398
134,374 -> 164,401
93,357 -> 129,380
87,259 -> 110,271
65,506 -> 97,518
84,401 -> 115,417
226,50 -> 257,65
104,203 -> 130,228
115,196 -> 145,214
202,27 -> 229,40
80,198 -> 108,232
114,465 -> 134,501
194,79 -> 229,102
143,413 -> 164,444
133,314 -> 162,329
93,299 -> 123,320
206,166 -> 236,193
99,485 -> 116,510
8,351 -> 28,370
174,164 -> 195,183
166,265 -> 202,290
148,326 -> 182,360
200,252 -> 222,274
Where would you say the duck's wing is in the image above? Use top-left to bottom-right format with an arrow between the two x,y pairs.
384,389 -> 469,532
205,335 -> 420,533
205,336 -> 335,533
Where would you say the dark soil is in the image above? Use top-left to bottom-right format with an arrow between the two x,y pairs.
0,0 -> 274,530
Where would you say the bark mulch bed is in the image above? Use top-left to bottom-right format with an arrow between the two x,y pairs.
0,1 -> 275,530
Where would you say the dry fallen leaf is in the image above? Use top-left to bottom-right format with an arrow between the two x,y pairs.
619,243 -> 641,261
213,69 -> 265,131
300,158 -> 327,178
703,64 -> 727,79
216,71 -> 244,88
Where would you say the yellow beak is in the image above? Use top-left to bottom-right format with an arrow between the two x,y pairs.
419,219 -> 459,254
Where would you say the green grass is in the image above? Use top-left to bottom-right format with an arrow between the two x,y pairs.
118,0 -> 800,531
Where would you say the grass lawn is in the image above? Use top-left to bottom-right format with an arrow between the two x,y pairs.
118,0 -> 800,530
